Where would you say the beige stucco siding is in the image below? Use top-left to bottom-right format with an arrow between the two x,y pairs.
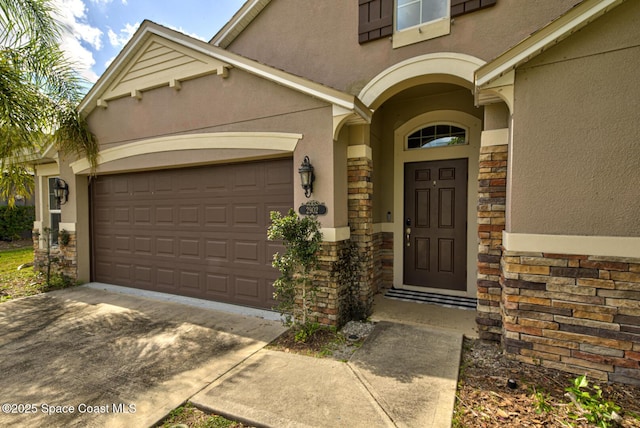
509,1 -> 640,237
85,67 -> 344,228
87,70 -> 329,148
224,0 -> 577,96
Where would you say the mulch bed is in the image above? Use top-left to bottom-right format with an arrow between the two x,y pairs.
454,338 -> 640,427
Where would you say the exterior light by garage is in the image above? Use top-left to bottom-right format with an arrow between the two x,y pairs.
298,156 -> 314,198
53,178 -> 69,205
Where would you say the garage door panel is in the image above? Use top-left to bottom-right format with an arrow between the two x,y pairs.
157,268 -> 176,287
134,207 -> 151,224
113,176 -> 129,194
95,261 -> 112,279
205,205 -> 228,225
156,237 -> 176,256
179,270 -> 202,291
155,206 -> 174,224
114,235 -> 131,252
134,266 -> 152,284
178,206 -> 200,225
205,239 -> 228,260
233,205 -> 259,225
266,162 -> 293,186
233,168 -> 259,190
154,174 -> 173,192
235,276 -> 260,299
92,158 -> 292,309
115,264 -> 132,281
206,273 -> 229,294
179,239 -> 201,258
133,175 -> 151,193
234,240 -> 260,264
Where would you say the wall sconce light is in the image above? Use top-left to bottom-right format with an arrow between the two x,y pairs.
298,156 -> 315,198
53,178 -> 69,205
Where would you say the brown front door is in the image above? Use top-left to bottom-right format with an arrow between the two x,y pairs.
403,159 -> 467,290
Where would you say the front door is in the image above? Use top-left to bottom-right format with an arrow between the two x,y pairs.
403,159 -> 467,290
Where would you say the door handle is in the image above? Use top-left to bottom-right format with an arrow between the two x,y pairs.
405,227 -> 411,247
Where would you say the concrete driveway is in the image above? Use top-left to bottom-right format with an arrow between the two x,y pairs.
0,285 -> 286,427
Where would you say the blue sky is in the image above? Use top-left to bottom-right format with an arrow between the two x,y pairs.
53,0 -> 246,84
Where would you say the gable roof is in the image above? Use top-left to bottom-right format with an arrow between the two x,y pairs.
79,20 -> 370,123
475,0 -> 626,88
210,0 -> 271,48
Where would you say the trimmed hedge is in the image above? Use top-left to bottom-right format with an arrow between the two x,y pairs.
0,206 -> 35,241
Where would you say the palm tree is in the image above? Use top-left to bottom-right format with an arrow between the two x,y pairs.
0,0 -> 97,206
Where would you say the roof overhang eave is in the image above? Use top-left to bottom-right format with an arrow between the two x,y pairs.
475,0 -> 625,89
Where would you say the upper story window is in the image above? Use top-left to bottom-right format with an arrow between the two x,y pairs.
397,0 -> 449,31
358,0 -> 497,46
407,124 -> 467,149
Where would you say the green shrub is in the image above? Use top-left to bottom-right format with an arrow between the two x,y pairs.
267,208 -> 322,336
0,205 -> 35,241
565,375 -> 622,427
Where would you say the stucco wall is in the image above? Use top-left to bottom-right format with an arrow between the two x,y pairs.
509,0 -> 640,237
224,0 -> 577,95
87,70 -> 329,148
85,68 -> 343,228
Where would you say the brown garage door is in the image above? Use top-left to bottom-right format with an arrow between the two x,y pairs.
91,158 -> 293,309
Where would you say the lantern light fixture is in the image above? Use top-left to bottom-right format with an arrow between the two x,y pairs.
53,178 -> 69,205
298,156 -> 315,198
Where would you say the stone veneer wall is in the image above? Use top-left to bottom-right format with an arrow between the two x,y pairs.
476,144 -> 508,341
347,155 -> 377,310
502,251 -> 640,386
33,229 -> 78,280
375,231 -> 393,291
310,240 -> 351,326
310,154 -> 378,326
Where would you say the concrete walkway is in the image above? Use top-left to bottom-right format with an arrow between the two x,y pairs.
193,321 -> 463,428
0,284 -> 464,427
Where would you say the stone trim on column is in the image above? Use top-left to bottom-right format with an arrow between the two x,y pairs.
33,229 -> 78,281
348,154 -> 376,312
476,144 -> 508,341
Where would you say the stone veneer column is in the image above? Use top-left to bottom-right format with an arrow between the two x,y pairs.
311,240 -> 349,326
476,144 -> 508,341
347,151 -> 376,311
33,229 -> 78,280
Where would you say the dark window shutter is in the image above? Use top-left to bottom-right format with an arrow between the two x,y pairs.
451,0 -> 497,18
358,0 -> 393,44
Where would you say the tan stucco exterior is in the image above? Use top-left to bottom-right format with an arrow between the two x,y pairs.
509,0 -> 640,237
84,66 -> 347,230
28,0 -> 640,385
224,0 -> 578,96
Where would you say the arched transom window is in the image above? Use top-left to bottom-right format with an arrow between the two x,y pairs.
407,124 -> 467,149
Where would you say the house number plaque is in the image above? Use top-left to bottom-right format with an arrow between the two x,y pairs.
298,200 -> 327,216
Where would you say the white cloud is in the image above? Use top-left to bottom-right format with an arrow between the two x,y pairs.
52,0 -> 103,83
107,22 -> 139,48
165,25 -> 207,42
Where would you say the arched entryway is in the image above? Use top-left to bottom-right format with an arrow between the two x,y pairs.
359,53 -> 485,301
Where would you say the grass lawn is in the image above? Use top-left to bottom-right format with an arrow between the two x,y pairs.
0,247 -> 73,302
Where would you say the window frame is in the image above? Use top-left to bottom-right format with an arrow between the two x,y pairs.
405,122 -> 469,151
47,177 -> 61,246
392,0 -> 451,48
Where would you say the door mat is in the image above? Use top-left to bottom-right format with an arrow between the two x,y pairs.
384,288 -> 477,310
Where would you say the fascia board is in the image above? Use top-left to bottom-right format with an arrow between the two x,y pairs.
210,0 -> 271,48
476,0 -> 625,88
